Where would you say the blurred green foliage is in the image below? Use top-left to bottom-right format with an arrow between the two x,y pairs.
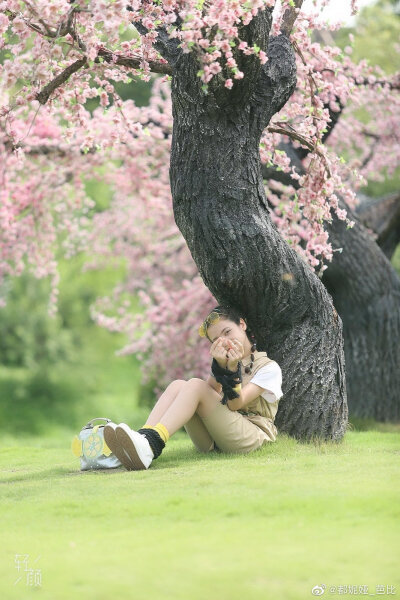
0,275 -> 75,369
0,172 -> 152,434
84,166 -> 115,212
85,25 -> 154,112
84,77 -> 154,113
335,1 -> 400,75
363,167 -> 400,197
0,365 -> 84,435
0,264 -> 148,434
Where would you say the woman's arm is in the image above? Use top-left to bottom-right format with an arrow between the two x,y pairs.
226,382 -> 266,411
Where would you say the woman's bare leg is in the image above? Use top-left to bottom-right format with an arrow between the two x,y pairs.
144,380 -> 186,426
158,378 -> 222,436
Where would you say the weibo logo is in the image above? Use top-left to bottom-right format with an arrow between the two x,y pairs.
311,584 -> 326,596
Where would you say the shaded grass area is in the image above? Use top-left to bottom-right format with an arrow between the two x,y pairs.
0,425 -> 399,600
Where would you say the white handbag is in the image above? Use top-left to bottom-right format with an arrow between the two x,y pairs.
71,417 -> 122,471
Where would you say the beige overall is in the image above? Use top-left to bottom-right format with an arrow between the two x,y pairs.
184,351 -> 280,454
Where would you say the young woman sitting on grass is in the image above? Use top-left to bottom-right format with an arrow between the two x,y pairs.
104,305 -> 283,470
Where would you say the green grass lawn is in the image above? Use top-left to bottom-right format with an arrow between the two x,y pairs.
1,424 -> 399,600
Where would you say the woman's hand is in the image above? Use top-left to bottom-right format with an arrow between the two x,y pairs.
226,339 -> 245,372
210,337 -> 229,368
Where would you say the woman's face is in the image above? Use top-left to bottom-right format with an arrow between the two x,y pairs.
206,317 -> 248,348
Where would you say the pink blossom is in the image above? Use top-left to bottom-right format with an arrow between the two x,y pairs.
100,91 -> 109,107
209,62 -> 221,75
0,12 -> 8,34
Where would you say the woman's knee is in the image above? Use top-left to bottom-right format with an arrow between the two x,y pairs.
187,378 -> 220,399
169,378 -> 204,391
186,377 -> 207,388
167,379 -> 186,392
185,379 -> 221,417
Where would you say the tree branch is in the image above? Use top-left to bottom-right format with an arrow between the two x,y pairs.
35,51 -> 171,105
252,34 -> 297,130
97,47 -> 172,75
3,139 -> 99,156
36,57 -> 88,104
8,4 -> 173,106
5,8 -> 46,36
351,74 -> 400,91
264,121 -> 332,175
280,0 -> 305,36
261,135 -> 400,261
128,3 -> 183,69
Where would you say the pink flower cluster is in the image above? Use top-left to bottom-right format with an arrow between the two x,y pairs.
259,12 -> 398,272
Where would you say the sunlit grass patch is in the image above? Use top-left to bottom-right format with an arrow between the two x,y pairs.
0,425 -> 399,600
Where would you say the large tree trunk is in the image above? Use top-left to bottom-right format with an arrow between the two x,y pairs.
322,207 -> 400,421
135,9 -> 397,427
167,22 -> 348,441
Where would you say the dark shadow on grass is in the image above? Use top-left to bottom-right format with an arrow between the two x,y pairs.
1,432 -> 296,484
148,439 -> 285,470
0,464 -> 129,485
0,450 -> 232,483
0,443 -> 275,483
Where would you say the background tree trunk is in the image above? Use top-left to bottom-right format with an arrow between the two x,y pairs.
168,29 -> 348,441
322,207 -> 400,421
262,149 -> 400,421
355,193 -> 400,260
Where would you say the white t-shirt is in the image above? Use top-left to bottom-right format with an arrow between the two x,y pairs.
250,361 -> 283,403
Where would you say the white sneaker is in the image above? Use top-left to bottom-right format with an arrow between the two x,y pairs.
115,423 -> 154,470
104,422 -> 135,471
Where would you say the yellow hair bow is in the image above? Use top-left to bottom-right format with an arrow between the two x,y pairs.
198,311 -> 221,338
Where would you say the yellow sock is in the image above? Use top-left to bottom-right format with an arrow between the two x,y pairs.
142,423 -> 170,443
